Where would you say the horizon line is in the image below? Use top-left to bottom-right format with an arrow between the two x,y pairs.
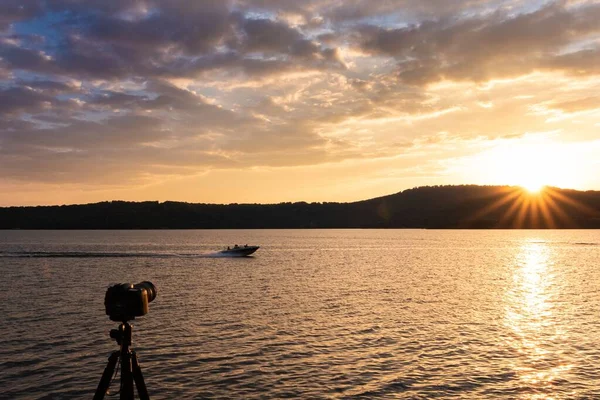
2,184 -> 596,209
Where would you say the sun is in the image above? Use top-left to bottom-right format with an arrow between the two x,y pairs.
522,182 -> 545,194
513,167 -> 548,194
461,137 -> 584,191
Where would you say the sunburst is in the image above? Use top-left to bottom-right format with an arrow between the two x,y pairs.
466,186 -> 600,228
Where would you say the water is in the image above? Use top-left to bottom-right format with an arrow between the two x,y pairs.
1,230 -> 600,399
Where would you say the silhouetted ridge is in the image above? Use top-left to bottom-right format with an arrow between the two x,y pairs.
1,185 -> 600,229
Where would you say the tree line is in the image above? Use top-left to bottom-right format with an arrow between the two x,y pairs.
1,185 -> 600,229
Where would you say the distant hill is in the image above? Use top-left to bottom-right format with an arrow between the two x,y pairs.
1,185 -> 600,229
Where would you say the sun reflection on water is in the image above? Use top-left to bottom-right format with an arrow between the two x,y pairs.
504,240 -> 573,397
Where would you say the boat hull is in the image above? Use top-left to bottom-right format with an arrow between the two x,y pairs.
219,246 -> 259,256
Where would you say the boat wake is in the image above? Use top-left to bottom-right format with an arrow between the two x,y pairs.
0,251 -> 250,258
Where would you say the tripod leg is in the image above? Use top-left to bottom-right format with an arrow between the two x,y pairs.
120,350 -> 135,400
131,351 -> 150,400
93,351 -> 120,400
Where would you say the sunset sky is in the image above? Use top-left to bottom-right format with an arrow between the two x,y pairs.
1,0 -> 600,206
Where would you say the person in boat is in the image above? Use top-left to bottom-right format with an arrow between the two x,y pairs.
234,244 -> 239,248
227,246 -> 230,250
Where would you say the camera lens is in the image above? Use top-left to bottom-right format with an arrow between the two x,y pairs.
133,281 -> 157,303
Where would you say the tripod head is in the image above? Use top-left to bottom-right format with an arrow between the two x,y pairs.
110,322 -> 133,347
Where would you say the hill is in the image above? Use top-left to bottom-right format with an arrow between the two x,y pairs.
1,185 -> 600,229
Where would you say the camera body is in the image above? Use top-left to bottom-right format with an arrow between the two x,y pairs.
105,281 -> 157,322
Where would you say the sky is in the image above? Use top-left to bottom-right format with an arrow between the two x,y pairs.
1,0 -> 600,206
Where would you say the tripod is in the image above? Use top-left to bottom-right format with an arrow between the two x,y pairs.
94,322 -> 150,400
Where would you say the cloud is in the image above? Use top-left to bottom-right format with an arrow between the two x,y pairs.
87,0 -> 232,54
0,1 -> 42,31
549,96 -> 600,112
2,115 -> 165,151
0,1 -> 345,82
354,2 -> 600,84
545,48 -> 600,76
2,0 -> 600,202
0,86 -> 57,114
0,42 -> 51,71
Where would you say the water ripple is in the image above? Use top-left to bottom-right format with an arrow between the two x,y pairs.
2,229 -> 600,398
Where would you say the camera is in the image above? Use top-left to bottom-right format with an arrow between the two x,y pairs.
105,281 -> 157,322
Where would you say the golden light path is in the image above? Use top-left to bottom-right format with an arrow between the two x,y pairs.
504,241 -> 574,398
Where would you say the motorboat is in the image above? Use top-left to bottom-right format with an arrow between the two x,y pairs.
220,244 -> 259,256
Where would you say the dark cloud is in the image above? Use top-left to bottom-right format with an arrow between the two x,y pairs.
241,18 -> 304,53
545,48 -> 600,76
0,43 -> 51,72
0,86 -> 54,114
0,1 -> 42,30
88,91 -> 149,108
236,0 -> 497,23
323,0 -> 452,22
0,1 -> 344,82
355,2 -> 600,84
20,79 -> 76,94
86,0 -> 233,54
3,1 -> 599,84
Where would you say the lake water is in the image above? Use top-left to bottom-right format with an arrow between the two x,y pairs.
1,229 -> 600,399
